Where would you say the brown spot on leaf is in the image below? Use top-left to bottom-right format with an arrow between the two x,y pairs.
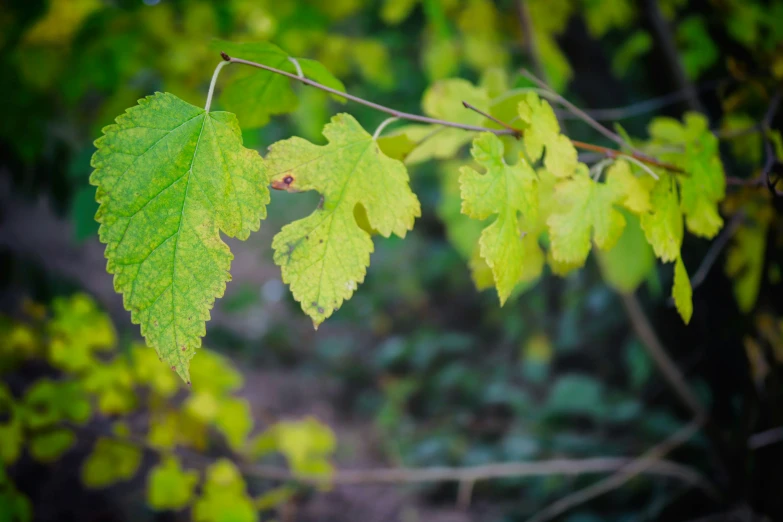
271,173 -> 297,191
317,307 -> 325,314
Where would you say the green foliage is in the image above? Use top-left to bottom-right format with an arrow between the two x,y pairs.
267,113 -> 420,326
215,40 -> 345,129
0,295 -> 337,520
91,92 -> 270,381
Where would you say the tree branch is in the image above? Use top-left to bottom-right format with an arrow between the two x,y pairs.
218,53 -> 685,174
220,52 -> 516,136
621,293 -> 707,419
526,417 -> 713,522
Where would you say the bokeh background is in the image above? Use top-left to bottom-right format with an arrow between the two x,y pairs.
2,0 -> 783,521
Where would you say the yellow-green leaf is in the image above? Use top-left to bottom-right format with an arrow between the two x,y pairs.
459,133 -> 540,304
547,167 -> 626,264
640,176 -> 683,262
91,92 -> 269,382
82,437 -> 142,488
214,397 -> 253,451
193,460 -> 257,522
605,159 -> 652,214
147,457 -> 199,511
517,92 -> 578,178
29,429 -> 75,463
673,256 -> 693,324
267,113 -> 420,327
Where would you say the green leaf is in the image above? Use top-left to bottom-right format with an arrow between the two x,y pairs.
640,176 -> 683,262
459,133 -> 540,304
22,379 -> 91,429
29,429 -> 75,463
215,40 -> 346,129
147,457 -> 199,511
0,385 -> 23,465
676,16 -> 719,79
673,256 -> 693,324
82,437 -> 142,488
381,0 -> 419,24
267,113 -> 420,327
547,166 -> 626,265
597,212 -> 655,293
726,207 -> 770,313
193,460 -> 257,522
91,92 -> 269,381
517,92 -> 578,178
405,79 -> 490,164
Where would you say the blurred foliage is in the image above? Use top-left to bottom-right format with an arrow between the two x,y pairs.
0,294 -> 336,521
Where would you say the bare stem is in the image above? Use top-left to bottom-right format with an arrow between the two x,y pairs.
462,101 -> 521,136
205,60 -> 229,112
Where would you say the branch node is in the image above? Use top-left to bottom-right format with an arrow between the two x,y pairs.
220,51 -> 230,62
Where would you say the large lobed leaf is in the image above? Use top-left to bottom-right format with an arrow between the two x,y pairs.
91,92 -> 269,381
266,113 -> 420,327
459,133 -> 540,304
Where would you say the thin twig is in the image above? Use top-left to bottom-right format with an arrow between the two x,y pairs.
520,69 -> 639,154
462,101 -> 521,137
217,53 -> 685,174
239,456 -> 713,491
220,52 -> 516,136
525,417 -> 713,522
643,0 -> 706,115
621,293 -> 708,420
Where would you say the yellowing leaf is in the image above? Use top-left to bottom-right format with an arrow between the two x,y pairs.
47,294 -> 116,372
459,133 -> 539,304
91,92 -> 269,382
267,113 -> 420,327
640,176 -> 683,262
82,437 -> 142,488
547,168 -> 626,265
517,93 -> 578,178
147,457 -> 199,511
216,40 -> 346,129
605,160 -> 652,213
673,256 -> 693,324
